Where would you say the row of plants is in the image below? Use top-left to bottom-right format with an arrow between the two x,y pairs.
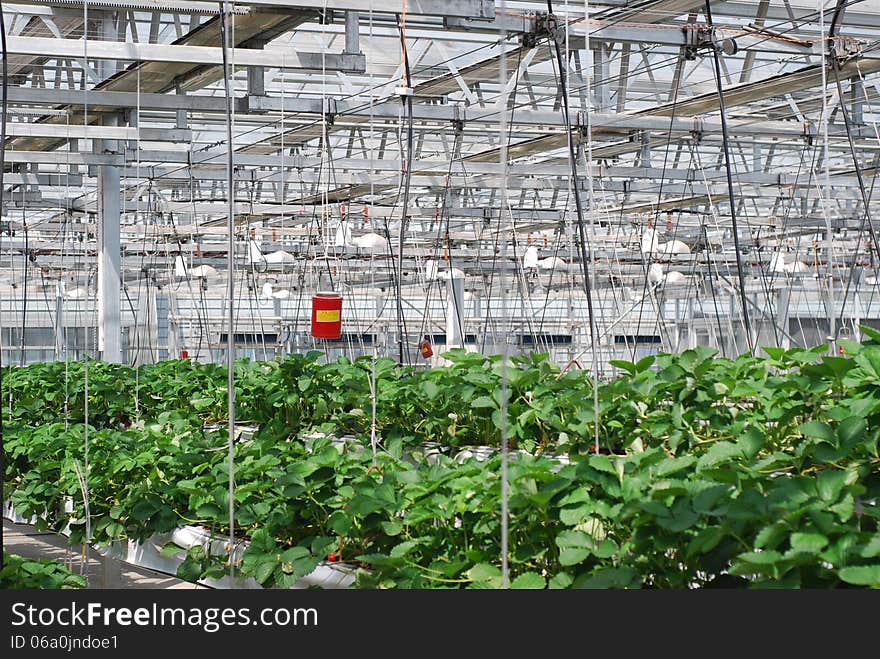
0,349 -> 617,454
3,334 -> 880,588
1,553 -> 86,589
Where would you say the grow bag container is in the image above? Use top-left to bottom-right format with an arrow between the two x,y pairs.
3,501 -> 356,590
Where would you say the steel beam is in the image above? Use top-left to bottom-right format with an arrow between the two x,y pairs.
2,123 -> 194,142
6,1 -> 232,14
229,0 -> 495,19
5,35 -> 368,71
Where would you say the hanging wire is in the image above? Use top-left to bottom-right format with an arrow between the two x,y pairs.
498,0 -> 511,590
828,0 -> 880,342
81,0 -> 92,580
836,62 -> 880,335
18,217 -> 28,366
705,0 -> 755,355
546,0 -> 601,452
0,0 -> 8,569
395,11 -> 415,365
578,0 -> 602,455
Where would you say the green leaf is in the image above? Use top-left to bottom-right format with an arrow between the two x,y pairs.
467,563 -> 501,584
281,546 -> 310,563
819,356 -> 855,379
588,455 -> 617,475
838,339 -> 862,356
837,565 -> 880,587
470,396 -> 496,409
697,441 -> 740,470
558,548 -> 591,566
755,523 -> 787,550
131,500 -> 158,522
381,521 -> 404,536
574,567 -> 639,589
255,558 -> 277,585
693,484 -> 729,514
390,540 -> 419,558
510,572 -> 546,589
196,503 -> 223,519
799,420 -> 836,444
736,550 -> 782,566
859,324 -> 880,343
609,360 -> 637,375
738,427 -> 764,458
635,355 -> 656,372
556,530 -> 591,549
594,540 -> 618,559
861,535 -> 880,559
559,505 -> 590,526
279,547 -> 321,579
789,532 -> 828,554
837,416 -> 866,446
548,573 -> 573,589
657,504 -> 698,532
655,455 -> 696,477
421,381 -> 440,400
687,526 -> 724,558
159,542 -> 186,559
248,528 -> 276,553
817,470 -> 847,502
176,558 -> 204,583
327,510 -> 351,536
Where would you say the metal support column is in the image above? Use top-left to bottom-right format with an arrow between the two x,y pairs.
851,77 -> 865,126
175,85 -> 188,128
446,274 -> 465,350
778,286 -> 791,349
593,42 -> 612,113
97,161 -> 121,363
96,12 -> 122,364
54,282 -> 64,360
639,131 -> 652,168
247,63 -> 265,97
344,11 -> 361,55
166,290 -> 180,358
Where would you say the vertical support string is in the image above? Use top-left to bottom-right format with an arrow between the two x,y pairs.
580,0 -> 601,455
0,0 -> 8,569
498,0 -> 510,590
219,0 -> 236,578
705,0 -> 754,355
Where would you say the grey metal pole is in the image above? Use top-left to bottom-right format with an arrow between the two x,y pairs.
344,11 -> 360,55
220,0 -> 236,579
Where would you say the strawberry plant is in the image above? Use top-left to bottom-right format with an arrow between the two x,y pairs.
1,552 -> 86,589
3,333 -> 879,588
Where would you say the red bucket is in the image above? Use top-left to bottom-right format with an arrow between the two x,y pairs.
311,292 -> 343,339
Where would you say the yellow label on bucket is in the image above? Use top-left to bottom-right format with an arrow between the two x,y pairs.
316,310 -> 340,322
